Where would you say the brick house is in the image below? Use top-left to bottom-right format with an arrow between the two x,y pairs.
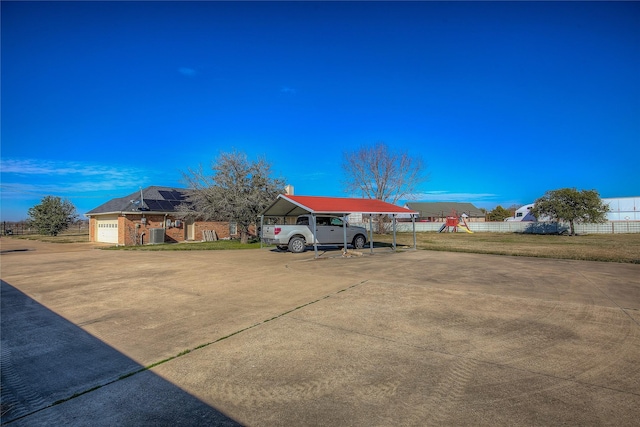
86,186 -> 233,245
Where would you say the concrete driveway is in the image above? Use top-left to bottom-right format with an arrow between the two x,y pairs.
1,238 -> 639,426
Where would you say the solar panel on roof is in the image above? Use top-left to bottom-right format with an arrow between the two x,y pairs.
158,190 -> 175,200
157,190 -> 187,201
158,200 -> 173,210
145,200 -> 162,210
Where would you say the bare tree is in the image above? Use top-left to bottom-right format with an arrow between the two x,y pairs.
180,150 -> 285,243
342,142 -> 427,232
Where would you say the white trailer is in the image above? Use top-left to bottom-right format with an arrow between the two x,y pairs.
506,204 -> 536,222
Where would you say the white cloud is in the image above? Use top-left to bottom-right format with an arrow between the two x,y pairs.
408,191 -> 499,202
300,171 -> 329,181
1,158 -> 146,179
0,159 -> 154,198
280,86 -> 296,95
179,67 -> 197,77
1,158 -> 75,175
0,182 -> 140,202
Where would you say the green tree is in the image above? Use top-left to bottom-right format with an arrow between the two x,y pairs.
530,188 -> 609,235
27,196 -> 78,236
181,150 -> 285,243
487,205 -> 512,222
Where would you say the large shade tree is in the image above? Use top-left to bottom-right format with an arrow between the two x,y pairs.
27,195 -> 78,236
180,150 -> 285,243
342,142 -> 427,232
487,205 -> 512,222
530,188 -> 609,235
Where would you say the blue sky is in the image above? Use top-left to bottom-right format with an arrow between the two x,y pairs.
2,1 -> 639,221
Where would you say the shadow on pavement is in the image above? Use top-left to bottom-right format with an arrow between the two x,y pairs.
0,280 -> 241,426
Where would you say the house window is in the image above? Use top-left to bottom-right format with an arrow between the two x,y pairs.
230,221 -> 237,235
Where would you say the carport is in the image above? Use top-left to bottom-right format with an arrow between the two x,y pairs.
260,194 -> 418,257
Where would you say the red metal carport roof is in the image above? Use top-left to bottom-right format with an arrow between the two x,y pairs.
261,194 -> 418,217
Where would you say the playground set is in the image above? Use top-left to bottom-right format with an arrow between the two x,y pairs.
438,210 -> 474,233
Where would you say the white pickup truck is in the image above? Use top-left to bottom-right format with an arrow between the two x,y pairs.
262,214 -> 367,253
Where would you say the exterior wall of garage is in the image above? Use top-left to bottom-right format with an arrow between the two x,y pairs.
118,216 -> 127,245
88,214 -> 232,245
89,218 -> 96,242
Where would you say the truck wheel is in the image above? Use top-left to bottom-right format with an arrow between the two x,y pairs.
289,237 -> 306,253
353,234 -> 366,249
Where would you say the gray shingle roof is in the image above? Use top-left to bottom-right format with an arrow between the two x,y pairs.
86,186 -> 189,215
405,202 -> 485,218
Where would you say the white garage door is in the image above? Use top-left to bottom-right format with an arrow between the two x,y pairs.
96,217 -> 119,243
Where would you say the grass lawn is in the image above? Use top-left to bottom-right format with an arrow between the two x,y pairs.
374,232 -> 640,264
103,240 -> 263,251
7,229 -> 640,263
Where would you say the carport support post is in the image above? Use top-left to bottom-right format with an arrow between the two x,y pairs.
343,214 -> 348,253
392,214 -> 397,251
312,213 -> 318,259
412,215 -> 417,249
260,215 -> 264,249
369,214 -> 374,254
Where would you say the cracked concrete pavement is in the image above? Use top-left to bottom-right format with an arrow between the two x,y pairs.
1,238 -> 639,426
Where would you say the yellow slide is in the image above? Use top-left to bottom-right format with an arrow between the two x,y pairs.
458,223 -> 474,233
